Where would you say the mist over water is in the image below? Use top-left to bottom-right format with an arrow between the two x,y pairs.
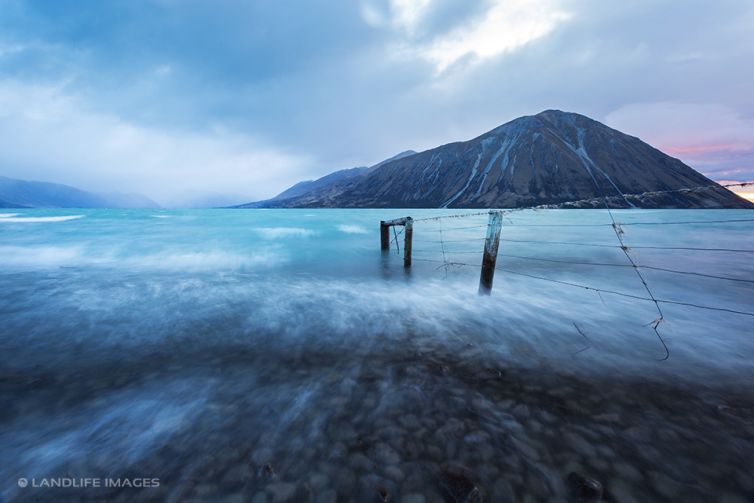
1,209 -> 752,501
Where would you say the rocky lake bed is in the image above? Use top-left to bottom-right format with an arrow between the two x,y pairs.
1,209 -> 753,502
3,341 -> 753,502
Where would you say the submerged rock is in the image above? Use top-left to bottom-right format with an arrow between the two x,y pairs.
257,463 -> 277,481
439,464 -> 483,502
266,482 -> 298,502
566,472 -> 604,502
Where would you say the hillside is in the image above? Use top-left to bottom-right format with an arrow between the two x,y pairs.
238,111 -> 752,209
0,176 -> 160,208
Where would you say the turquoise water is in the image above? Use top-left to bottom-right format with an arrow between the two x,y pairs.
1,208 -> 753,501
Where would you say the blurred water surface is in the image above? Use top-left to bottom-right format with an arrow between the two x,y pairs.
1,208 -> 752,501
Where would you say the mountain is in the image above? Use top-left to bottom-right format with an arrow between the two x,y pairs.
0,197 -> 22,208
236,150 -> 417,208
368,150 -> 419,170
0,176 -> 160,208
273,166 -> 371,201
237,111 -> 752,209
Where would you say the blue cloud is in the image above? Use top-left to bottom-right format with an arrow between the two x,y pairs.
0,0 -> 753,206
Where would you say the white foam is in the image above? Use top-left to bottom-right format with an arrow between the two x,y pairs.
255,227 -> 316,239
0,245 -> 285,271
0,213 -> 20,218
337,224 -> 368,234
0,215 -> 84,223
125,250 -> 285,270
0,246 -> 85,267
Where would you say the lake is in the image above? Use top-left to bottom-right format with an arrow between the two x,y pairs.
1,208 -> 753,502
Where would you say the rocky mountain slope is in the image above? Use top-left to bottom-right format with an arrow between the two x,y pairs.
240,150 -> 416,208
239,111 -> 752,209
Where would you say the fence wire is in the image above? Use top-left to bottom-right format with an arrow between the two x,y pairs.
382,181 -> 754,360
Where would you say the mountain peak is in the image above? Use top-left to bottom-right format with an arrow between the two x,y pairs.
534,109 -> 600,127
237,111 -> 752,209
484,110 -> 590,138
535,108 -> 579,117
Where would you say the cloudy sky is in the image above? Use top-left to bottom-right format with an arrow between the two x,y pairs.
1,0 -> 753,206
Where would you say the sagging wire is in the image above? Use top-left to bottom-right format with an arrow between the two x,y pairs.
438,218 -> 449,278
581,163 -> 670,360
572,322 -> 592,356
415,182 -> 753,220
408,258 -> 754,317
379,180 -> 754,362
391,226 -> 403,254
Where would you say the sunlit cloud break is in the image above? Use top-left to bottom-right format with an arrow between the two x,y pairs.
415,0 -> 572,72
391,0 -> 432,31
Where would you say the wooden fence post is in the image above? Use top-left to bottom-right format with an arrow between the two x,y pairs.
403,217 -> 413,268
479,211 -> 503,294
380,221 -> 390,251
379,216 -> 413,267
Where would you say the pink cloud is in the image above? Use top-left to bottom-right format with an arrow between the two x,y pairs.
663,143 -> 750,157
605,103 -> 754,179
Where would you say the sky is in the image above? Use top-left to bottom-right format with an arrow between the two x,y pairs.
0,0 -> 753,207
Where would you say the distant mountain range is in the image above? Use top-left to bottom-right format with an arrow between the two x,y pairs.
236,110 -> 753,209
0,176 -> 159,208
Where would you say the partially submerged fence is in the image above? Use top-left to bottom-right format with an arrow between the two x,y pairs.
379,182 -> 754,360
380,217 -> 413,267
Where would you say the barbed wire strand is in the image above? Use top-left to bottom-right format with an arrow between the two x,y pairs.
415,250 -> 754,284
412,181 -> 753,222
410,258 -> 754,317
386,180 -> 754,361
572,322 -> 592,355
391,226 -> 403,254
496,266 -> 754,318
497,218 -> 754,227
496,238 -> 754,254
438,218 -> 449,278
578,156 -> 670,359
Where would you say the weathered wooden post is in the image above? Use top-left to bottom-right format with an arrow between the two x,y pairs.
380,221 -> 390,251
403,217 -> 413,268
479,211 -> 503,294
379,217 -> 413,267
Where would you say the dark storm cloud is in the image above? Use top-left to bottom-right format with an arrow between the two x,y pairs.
0,0 -> 752,205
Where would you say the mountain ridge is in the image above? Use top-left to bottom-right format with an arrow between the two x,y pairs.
0,176 -> 160,208
239,150 -> 417,208
237,110 -> 752,209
